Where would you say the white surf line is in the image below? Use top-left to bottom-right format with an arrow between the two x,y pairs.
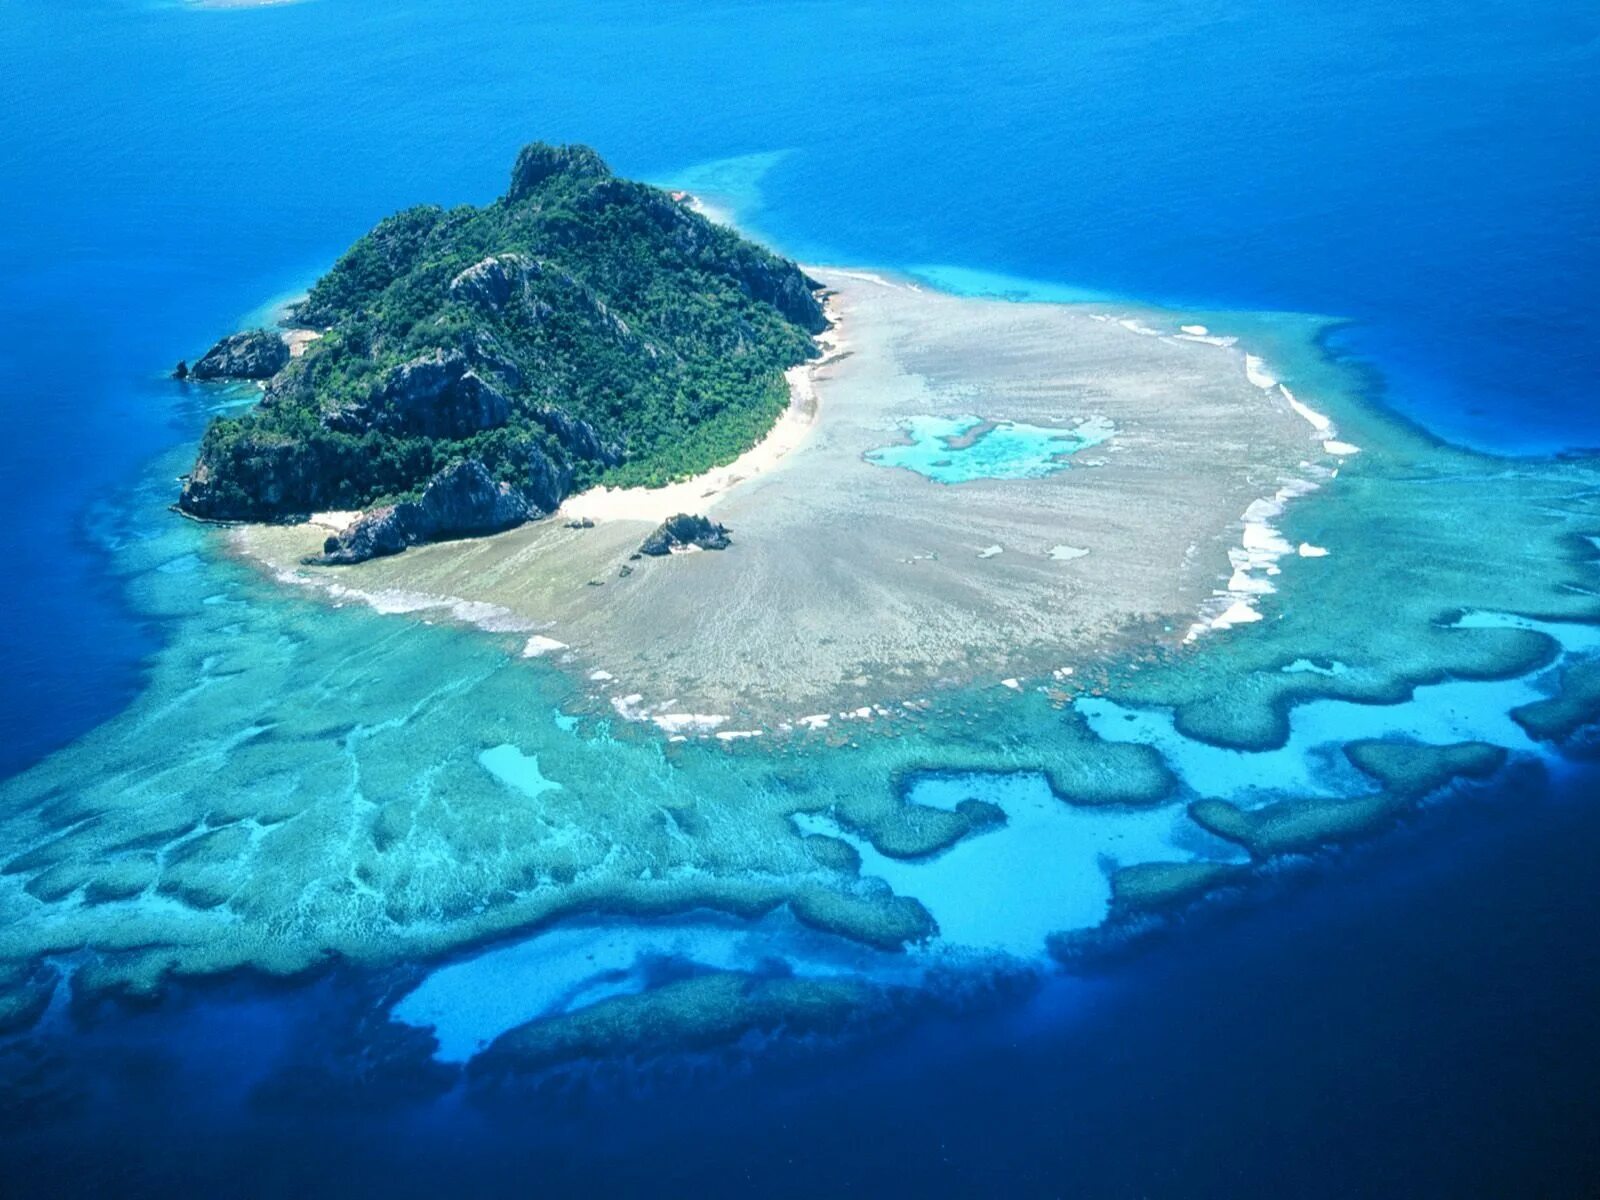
259,555 -> 553,638
1175,335 -> 1360,644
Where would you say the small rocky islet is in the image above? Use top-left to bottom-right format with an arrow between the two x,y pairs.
176,141 -> 826,563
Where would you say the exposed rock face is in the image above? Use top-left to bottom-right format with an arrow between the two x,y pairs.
734,261 -> 829,335
450,254 -> 547,314
517,442 -> 573,515
190,329 -> 291,381
638,513 -> 732,557
324,350 -> 511,439
312,460 -> 533,565
534,406 -> 622,467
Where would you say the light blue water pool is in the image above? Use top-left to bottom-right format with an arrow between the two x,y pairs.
865,414 -> 1114,483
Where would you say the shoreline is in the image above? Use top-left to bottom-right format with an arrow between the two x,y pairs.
234,267 -> 1341,734
556,289 -> 845,525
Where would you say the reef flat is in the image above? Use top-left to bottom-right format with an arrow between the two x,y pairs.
4,239 -> 1600,1071
239,269 -> 1330,727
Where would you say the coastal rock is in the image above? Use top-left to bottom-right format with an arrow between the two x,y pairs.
190,329 -> 291,381
326,350 -> 511,440
180,433 -> 340,520
315,502 -> 412,564
638,513 -> 732,557
312,460 -> 533,565
731,258 -> 830,335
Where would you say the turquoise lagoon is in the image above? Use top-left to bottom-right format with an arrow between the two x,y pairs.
865,414 -> 1115,484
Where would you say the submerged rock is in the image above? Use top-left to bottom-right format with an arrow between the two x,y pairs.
311,460 -> 533,565
638,513 -> 732,557
190,329 -> 291,381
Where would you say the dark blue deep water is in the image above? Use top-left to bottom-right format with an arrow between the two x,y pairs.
1,1 -> 1598,1194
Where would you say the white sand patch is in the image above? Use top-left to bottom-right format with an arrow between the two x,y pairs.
1323,439 -> 1362,456
1049,544 -> 1090,561
1283,387 -> 1333,432
308,510 -> 360,533
521,635 -> 567,657
821,268 -> 909,290
1185,473 -> 1323,641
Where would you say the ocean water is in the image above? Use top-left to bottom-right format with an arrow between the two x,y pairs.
2,0 -> 1599,1194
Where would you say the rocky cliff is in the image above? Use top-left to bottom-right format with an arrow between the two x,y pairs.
189,329 -> 290,381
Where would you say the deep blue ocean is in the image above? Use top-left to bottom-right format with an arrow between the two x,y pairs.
1,1 -> 1597,1194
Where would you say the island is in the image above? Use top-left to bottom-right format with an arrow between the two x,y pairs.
178,142 -> 828,564
4,141 -> 1600,1078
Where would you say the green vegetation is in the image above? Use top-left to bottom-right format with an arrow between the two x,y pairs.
180,142 -> 824,520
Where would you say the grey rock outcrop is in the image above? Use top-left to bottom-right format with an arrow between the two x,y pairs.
190,329 -> 291,381
516,441 -> 573,515
638,513 -> 732,557
450,255 -> 552,317
534,406 -> 622,467
324,350 -> 511,440
311,460 -> 533,565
